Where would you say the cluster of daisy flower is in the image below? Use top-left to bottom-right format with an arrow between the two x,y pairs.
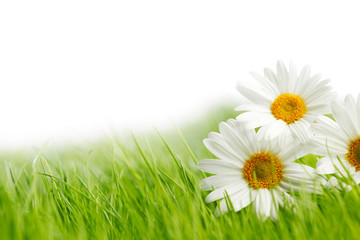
198,61 -> 360,220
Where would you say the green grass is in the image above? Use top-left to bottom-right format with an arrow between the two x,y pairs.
1,105 -> 360,240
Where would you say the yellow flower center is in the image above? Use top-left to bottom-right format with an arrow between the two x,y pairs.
243,152 -> 284,189
271,93 -> 307,124
346,137 -> 360,171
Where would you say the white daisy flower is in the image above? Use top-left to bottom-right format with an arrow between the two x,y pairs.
312,94 -> 360,184
198,119 -> 320,220
236,61 -> 335,143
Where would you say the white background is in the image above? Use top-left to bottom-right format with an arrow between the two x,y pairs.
1,0 -> 360,149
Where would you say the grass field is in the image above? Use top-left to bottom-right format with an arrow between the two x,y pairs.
1,105 -> 360,240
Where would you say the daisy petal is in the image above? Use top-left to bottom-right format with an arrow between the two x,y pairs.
218,122 -> 254,159
316,156 -> 337,175
312,115 -> 348,144
293,64 -> 311,95
215,199 -> 229,216
197,159 -> 241,175
289,119 -> 313,143
297,73 -> 321,96
288,61 -> 297,92
284,163 -> 316,180
236,112 -> 275,129
276,60 -> 289,93
205,181 -> 246,203
236,82 -> 272,105
264,67 -> 279,86
311,136 -> 348,156
254,189 -> 272,219
282,163 -> 321,193
231,188 -> 255,212
344,94 -> 360,135
215,187 -> 255,216
250,71 -> 279,98
235,102 -> 270,112
331,100 -> 358,139
224,119 -> 258,153
257,120 -> 287,141
200,174 -> 243,190
203,138 -> 244,167
278,142 -> 314,163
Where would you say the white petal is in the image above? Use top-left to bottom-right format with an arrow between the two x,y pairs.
332,157 -> 355,178
231,188 -> 255,212
316,156 -> 337,175
205,181 -> 246,203
356,93 -> 360,119
344,94 -> 360,135
297,73 -> 322,96
331,100 -> 358,139
225,119 -> 258,153
302,113 -> 318,123
311,136 -> 348,156
284,163 -> 316,180
207,132 -> 223,142
288,61 -> 298,93
303,79 -> 332,103
281,163 -> 321,193
214,185 -> 255,216
293,64 -> 311,95
279,181 -> 317,193
307,103 -> 331,114
312,115 -> 349,144
236,82 -> 272,105
214,189 -> 255,216
276,61 -> 289,93
264,67 -> 279,86
203,138 -> 245,167
352,171 -> 360,184
273,188 -> 294,207
215,186 -> 255,215
218,121 -> 254,160
198,159 -> 241,175
257,131 -> 290,156
236,112 -> 275,129
269,190 -> 282,220
278,142 -> 314,163
235,102 -> 270,112
289,119 -> 313,143
257,120 -> 287,141
254,189 -> 272,219
250,71 -> 279,98
306,90 -> 336,107
215,199 -> 229,216
200,174 -> 243,190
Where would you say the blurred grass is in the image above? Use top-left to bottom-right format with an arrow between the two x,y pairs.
0,104 -> 360,239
